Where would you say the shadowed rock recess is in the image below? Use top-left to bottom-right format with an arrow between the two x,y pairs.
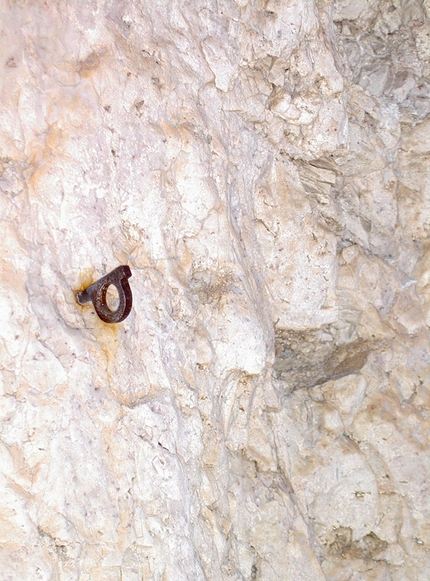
1,1 -> 430,580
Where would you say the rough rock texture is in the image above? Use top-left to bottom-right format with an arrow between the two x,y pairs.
1,1 -> 430,579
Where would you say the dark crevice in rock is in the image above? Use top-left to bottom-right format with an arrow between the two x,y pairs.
274,328 -> 381,391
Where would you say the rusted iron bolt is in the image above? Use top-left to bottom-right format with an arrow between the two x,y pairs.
76,265 -> 133,323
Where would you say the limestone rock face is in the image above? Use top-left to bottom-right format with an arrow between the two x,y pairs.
1,1 -> 430,580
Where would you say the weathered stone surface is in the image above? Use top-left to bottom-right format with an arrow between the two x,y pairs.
1,0 -> 430,580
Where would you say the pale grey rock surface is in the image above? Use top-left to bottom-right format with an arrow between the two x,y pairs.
1,1 -> 430,580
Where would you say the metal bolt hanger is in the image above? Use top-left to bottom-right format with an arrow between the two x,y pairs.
77,265 -> 133,324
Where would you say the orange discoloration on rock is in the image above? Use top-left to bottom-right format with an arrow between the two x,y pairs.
78,51 -> 103,78
75,269 -> 96,296
26,125 -> 65,190
75,270 -> 122,373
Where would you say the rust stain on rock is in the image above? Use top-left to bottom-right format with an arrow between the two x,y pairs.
78,51 -> 104,77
